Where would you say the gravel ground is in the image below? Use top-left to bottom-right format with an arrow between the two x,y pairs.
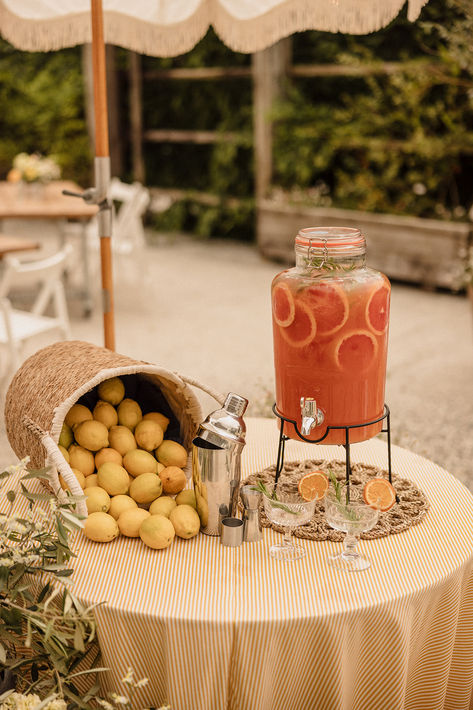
1,227 -> 472,491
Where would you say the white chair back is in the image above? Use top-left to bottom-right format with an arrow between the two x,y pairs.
108,178 -> 150,255
0,245 -> 72,384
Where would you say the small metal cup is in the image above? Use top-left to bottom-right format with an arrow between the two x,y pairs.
220,517 -> 244,547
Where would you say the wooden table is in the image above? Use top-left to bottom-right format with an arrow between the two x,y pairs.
0,234 -> 40,258
0,180 -> 98,314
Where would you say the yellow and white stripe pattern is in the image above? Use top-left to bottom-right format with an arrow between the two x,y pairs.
5,418 -> 473,710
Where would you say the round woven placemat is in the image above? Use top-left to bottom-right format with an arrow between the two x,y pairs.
240,459 -> 429,541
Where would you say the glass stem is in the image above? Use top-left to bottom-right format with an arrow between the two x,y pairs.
283,529 -> 293,547
342,533 -> 358,558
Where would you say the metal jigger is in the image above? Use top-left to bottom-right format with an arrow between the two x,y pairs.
240,485 -> 263,542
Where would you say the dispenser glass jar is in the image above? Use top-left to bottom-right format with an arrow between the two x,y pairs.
271,227 -> 390,445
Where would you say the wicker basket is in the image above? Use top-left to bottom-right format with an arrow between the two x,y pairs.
5,340 -> 224,517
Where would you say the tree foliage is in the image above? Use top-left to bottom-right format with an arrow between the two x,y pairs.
0,0 -> 472,239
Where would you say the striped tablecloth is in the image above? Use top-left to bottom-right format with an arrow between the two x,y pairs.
8,418 -> 473,710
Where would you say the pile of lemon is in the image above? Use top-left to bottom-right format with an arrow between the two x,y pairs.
57,376 -> 201,549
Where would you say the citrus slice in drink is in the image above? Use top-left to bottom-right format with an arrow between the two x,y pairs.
366,282 -> 390,335
362,478 -> 396,511
298,470 -> 329,501
280,300 -> 317,347
301,282 -> 349,337
272,282 -> 295,327
334,329 -> 378,371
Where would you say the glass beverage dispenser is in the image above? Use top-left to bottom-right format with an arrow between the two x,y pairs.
271,227 -> 390,445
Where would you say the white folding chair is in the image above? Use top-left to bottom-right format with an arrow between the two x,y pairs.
107,178 -> 151,255
62,179 -> 151,296
0,245 -> 72,383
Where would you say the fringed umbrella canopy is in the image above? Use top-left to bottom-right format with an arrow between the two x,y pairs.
0,0 -> 430,56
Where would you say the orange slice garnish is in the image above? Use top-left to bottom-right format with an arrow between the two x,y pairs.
298,470 -> 329,501
279,299 -> 317,348
273,282 -> 296,327
366,281 -> 390,335
362,478 -> 396,511
300,282 -> 349,337
334,329 -> 378,371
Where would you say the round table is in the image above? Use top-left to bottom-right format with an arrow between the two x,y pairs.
12,418 -> 473,709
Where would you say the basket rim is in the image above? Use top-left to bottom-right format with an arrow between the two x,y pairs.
50,364 -> 200,445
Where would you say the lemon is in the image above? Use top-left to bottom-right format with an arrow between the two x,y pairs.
97,462 -> 129,496
85,486 -> 111,514
74,420 -> 109,452
169,505 -> 200,539
149,496 -> 177,518
118,508 -> 151,537
58,423 -> 73,449
65,403 -> 93,428
58,445 -> 70,463
109,425 -> 137,456
59,469 -> 85,491
93,400 -> 118,429
143,412 -> 170,433
129,473 -> 162,504
195,494 -> 208,528
68,445 -> 95,477
123,449 -> 159,478
139,515 -> 175,549
109,494 -> 138,520
117,398 -> 142,431
134,420 -> 164,452
97,377 -> 125,406
159,466 -> 186,495
84,474 -> 99,489
71,468 -> 86,489
155,440 -> 187,468
175,489 -> 197,509
84,512 -> 119,543
95,447 -> 123,469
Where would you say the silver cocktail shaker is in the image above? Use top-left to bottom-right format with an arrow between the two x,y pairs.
192,392 -> 248,536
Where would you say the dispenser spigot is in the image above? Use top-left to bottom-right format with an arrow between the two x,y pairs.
300,397 -> 324,436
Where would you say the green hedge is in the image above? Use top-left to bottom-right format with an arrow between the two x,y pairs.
1,0 -> 471,240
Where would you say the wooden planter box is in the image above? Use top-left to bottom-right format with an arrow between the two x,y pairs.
257,200 -> 472,290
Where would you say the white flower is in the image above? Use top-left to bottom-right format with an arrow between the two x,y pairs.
109,694 -> 129,705
121,667 -> 134,684
0,692 -> 41,710
96,701 -> 114,710
412,182 -> 427,195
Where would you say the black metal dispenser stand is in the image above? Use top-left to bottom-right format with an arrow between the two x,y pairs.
273,403 -> 392,499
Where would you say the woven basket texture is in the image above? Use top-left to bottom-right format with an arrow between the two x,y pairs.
5,340 -> 204,470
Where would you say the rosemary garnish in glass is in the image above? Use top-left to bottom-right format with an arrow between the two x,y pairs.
251,479 -> 300,515
328,469 -> 361,521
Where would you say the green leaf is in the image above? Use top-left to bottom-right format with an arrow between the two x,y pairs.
59,509 -> 85,528
6,491 -> 15,503
0,641 -> 6,664
73,625 -> 85,653
56,518 -> 69,547
20,485 -> 52,502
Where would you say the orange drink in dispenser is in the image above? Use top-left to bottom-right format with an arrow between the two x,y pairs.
272,227 -> 390,445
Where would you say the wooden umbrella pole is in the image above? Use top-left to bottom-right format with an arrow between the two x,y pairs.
91,0 -> 115,351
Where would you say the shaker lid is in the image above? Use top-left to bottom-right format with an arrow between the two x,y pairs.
196,392 -> 248,450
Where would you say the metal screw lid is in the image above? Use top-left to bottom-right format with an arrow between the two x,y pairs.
223,393 -> 248,418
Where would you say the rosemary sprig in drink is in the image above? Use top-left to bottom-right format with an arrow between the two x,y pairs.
328,468 -> 362,522
251,479 -> 300,515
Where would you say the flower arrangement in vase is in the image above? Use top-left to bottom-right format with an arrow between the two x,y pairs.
7,153 -> 60,196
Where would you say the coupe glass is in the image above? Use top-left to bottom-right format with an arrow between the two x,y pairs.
324,488 -> 378,572
262,488 -> 315,561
